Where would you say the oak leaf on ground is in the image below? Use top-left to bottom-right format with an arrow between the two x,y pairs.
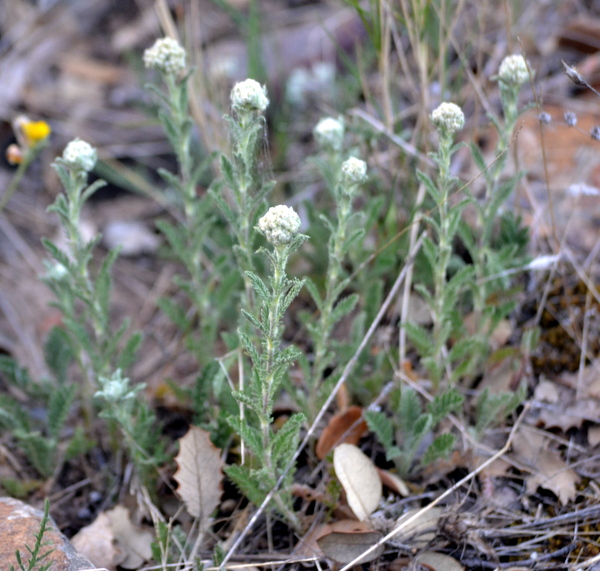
174,425 -> 223,522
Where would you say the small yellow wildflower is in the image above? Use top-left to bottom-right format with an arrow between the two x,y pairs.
12,115 -> 51,150
21,120 -> 51,146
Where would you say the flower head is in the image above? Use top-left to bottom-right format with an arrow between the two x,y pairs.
564,111 -> 577,127
341,157 -> 367,186
143,37 -> 187,76
231,79 -> 269,113
22,121 -> 51,147
314,117 -> 345,152
430,102 -> 465,136
258,205 -> 301,247
12,115 -> 51,152
498,54 -> 529,87
95,370 -> 142,403
62,138 -> 97,172
538,112 -> 551,124
43,260 -> 68,282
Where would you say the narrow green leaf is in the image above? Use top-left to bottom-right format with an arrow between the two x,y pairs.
422,433 -> 456,466
428,388 -> 464,426
47,385 -> 77,440
403,322 -> 433,357
330,294 -> 359,324
416,169 -> 440,202
365,410 -> 394,454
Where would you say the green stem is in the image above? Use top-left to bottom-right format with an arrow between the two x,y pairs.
309,192 -> 352,418
258,246 -> 301,531
431,135 -> 453,389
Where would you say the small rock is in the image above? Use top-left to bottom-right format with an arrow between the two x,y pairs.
0,497 -> 97,570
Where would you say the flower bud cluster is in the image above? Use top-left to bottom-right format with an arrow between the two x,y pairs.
314,117 -> 345,152
95,370 -> 141,403
231,79 -> 269,113
341,157 -> 367,186
6,115 -> 52,164
564,111 -> 577,127
258,205 -> 301,247
430,102 -> 465,136
538,112 -> 551,124
498,54 -> 529,87
143,37 -> 187,76
44,261 -> 69,282
62,139 -> 97,172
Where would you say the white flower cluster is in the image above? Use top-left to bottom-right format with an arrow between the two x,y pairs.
231,79 -> 269,113
143,37 -> 186,76
314,117 -> 345,152
62,138 -> 97,172
258,205 -> 301,247
95,370 -> 139,403
498,54 -> 529,87
341,157 -> 367,185
44,261 -> 68,282
430,102 -> 465,136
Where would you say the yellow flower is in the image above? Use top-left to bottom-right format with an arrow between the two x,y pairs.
12,115 -> 51,150
21,120 -> 51,146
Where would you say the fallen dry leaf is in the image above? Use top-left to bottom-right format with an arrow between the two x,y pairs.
531,367 -> 600,430
478,352 -> 522,394
415,550 -> 465,571
562,365 -> 600,399
293,523 -> 329,559
392,507 -> 443,548
174,425 -> 223,522
71,512 -> 121,571
316,405 -> 367,459
295,520 -> 374,560
317,529 -> 384,565
333,443 -> 382,521
534,379 -> 560,403
535,384 -> 600,431
511,426 -> 580,504
329,519 -> 372,532
377,468 -> 410,497
106,505 -> 153,570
